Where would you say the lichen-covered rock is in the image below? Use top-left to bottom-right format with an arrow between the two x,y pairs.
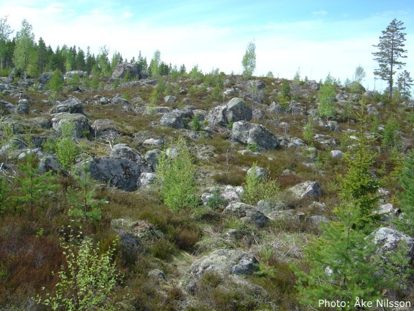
160,109 -> 193,129
331,150 -> 345,159
223,202 -> 268,228
145,149 -> 162,170
38,72 -> 53,84
51,112 -> 90,138
29,117 -> 52,129
206,97 -> 252,126
190,249 -> 259,277
38,155 -> 62,174
247,166 -> 267,180
164,95 -> 177,103
267,102 -> 285,114
110,144 -> 143,163
231,121 -> 278,150
86,157 -> 141,191
368,227 -> 414,261
16,103 -> 29,114
91,119 -> 121,140
50,97 -> 84,114
285,181 -> 322,201
111,94 -> 130,105
111,218 -> 163,255
138,172 -> 157,187
111,63 -> 140,80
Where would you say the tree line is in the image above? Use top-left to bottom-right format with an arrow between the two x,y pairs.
0,17 -> 187,79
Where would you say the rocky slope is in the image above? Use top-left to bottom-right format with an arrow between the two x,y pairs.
1,67 -> 413,310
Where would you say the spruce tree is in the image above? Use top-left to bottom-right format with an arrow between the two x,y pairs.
337,115 -> 381,231
393,151 -> 414,236
156,138 -> 198,210
0,174 -> 10,215
293,202 -> 385,310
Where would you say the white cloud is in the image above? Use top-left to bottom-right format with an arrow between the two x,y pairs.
312,10 -> 328,16
122,11 -> 133,19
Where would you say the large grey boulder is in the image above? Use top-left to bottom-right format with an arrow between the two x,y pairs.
65,70 -> 87,79
226,97 -> 253,122
160,109 -> 193,129
138,172 -> 157,187
51,113 -> 90,138
90,119 -> 121,140
111,94 -> 130,105
347,81 -> 366,93
285,181 -> 322,201
50,97 -> 84,114
38,155 -> 62,174
164,95 -> 177,103
368,227 -> 414,261
111,218 -> 163,255
111,63 -> 140,80
190,249 -> 259,277
87,157 -> 141,191
223,202 -> 268,228
110,144 -> 143,163
287,101 -> 307,115
206,98 -> 252,126
145,149 -> 162,170
247,166 -> 268,180
38,72 -> 53,84
231,121 -> 278,150
267,102 -> 286,114
248,80 -> 266,90
16,103 -> 29,114
29,117 -> 52,129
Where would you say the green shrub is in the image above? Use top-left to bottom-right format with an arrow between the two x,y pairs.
67,164 -> 105,221
36,231 -> 125,310
242,164 -> 279,205
56,123 -> 79,171
302,118 -> 314,145
156,138 -> 198,210
0,175 -> 10,215
47,69 -> 64,94
191,114 -> 202,131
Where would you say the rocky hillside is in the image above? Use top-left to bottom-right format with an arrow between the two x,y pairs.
1,65 -> 414,310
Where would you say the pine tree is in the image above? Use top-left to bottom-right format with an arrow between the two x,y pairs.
397,70 -> 413,100
67,164 -> 105,221
12,151 -> 58,216
372,19 -> 407,102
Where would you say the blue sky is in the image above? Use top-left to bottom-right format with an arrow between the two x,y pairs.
1,0 -> 414,91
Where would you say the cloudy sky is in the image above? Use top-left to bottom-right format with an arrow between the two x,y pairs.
1,0 -> 414,91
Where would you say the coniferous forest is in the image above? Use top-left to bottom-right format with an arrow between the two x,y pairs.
1,16 -> 414,310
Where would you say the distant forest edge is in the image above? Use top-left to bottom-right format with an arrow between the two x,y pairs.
0,17 -> 412,103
